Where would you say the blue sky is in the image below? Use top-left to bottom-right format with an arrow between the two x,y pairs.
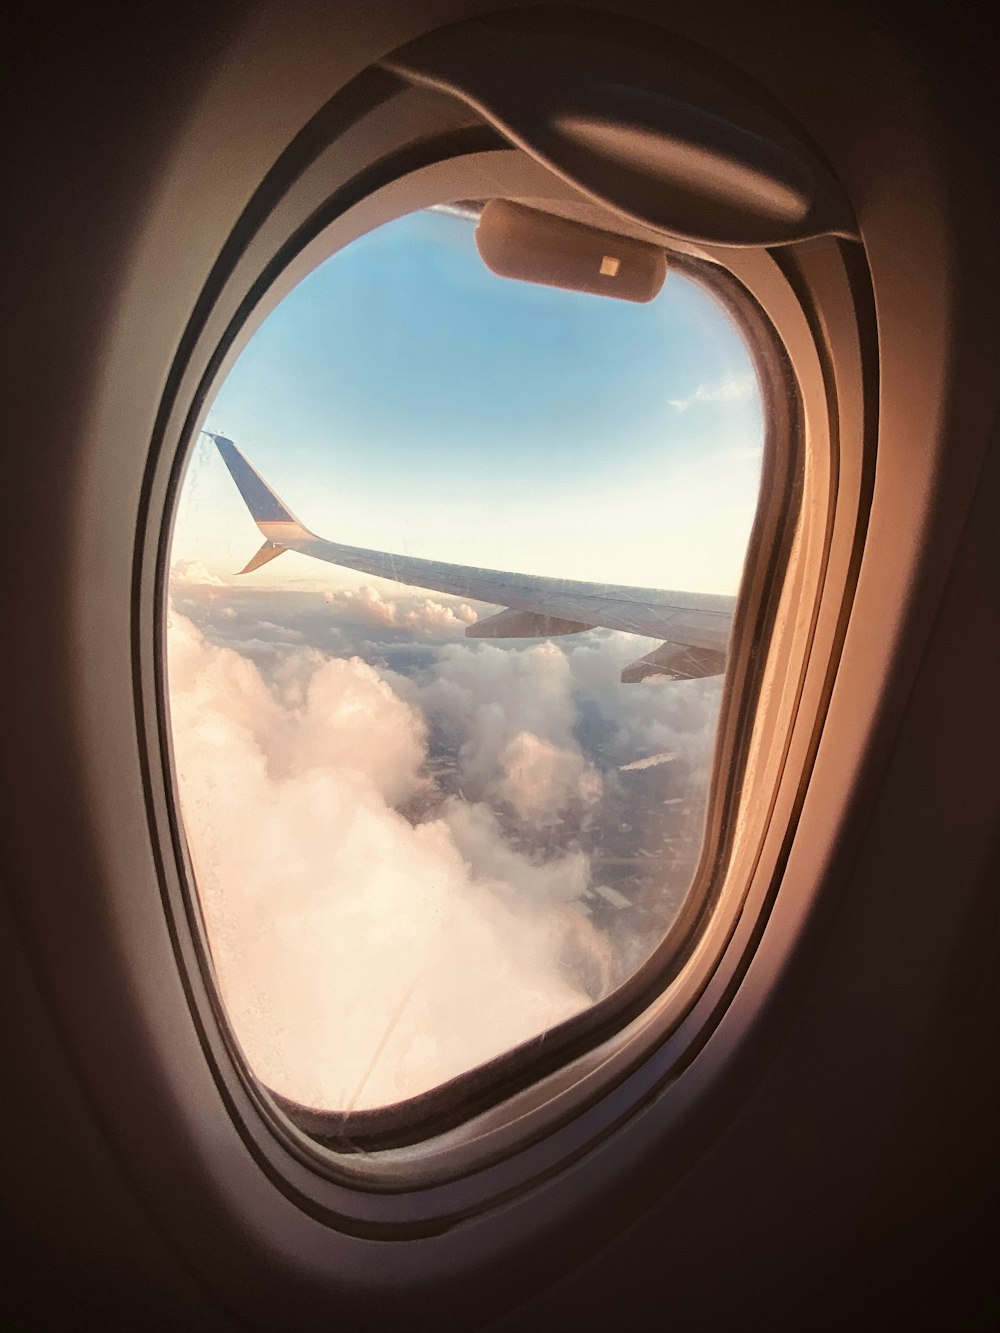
173,209 -> 763,594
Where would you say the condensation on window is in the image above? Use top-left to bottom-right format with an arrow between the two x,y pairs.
166,207 -> 764,1114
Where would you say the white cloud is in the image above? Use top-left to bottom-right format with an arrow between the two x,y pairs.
669,372 -> 756,413
416,639 -> 580,795
494,730 -> 602,823
165,589 -> 729,1115
166,610 -> 607,1112
322,583 -> 478,635
170,558 -> 226,587
562,632 -> 722,762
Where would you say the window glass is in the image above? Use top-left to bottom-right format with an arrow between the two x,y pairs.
167,209 -> 763,1114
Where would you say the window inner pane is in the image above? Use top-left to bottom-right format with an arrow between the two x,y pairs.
167,208 -> 764,1114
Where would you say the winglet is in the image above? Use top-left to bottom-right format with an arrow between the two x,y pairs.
208,434 -> 303,527
239,541 -> 288,575
206,433 -> 314,575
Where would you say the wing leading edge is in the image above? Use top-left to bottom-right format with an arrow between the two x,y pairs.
208,434 -> 735,681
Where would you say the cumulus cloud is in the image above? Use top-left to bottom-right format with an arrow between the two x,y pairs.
166,609 -> 609,1112
322,583 -> 478,635
494,731 -> 602,823
669,372 -> 756,413
166,576 -> 729,1108
415,638 -> 581,795
170,558 -> 226,587
562,631 -> 722,767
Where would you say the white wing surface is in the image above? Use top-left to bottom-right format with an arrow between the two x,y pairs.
210,435 -> 735,681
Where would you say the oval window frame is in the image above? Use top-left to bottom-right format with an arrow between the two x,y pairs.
136,53 -> 875,1230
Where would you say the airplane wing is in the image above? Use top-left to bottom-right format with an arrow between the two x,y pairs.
209,434 -> 735,681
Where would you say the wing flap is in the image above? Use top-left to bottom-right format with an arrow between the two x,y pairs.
465,607 -> 595,638
620,641 -> 727,683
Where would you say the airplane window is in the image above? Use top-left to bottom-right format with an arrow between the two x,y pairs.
166,207 -> 764,1118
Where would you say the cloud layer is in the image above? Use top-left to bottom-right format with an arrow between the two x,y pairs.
322,582 -> 478,635
168,609 -> 615,1110
167,585 -> 722,1112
